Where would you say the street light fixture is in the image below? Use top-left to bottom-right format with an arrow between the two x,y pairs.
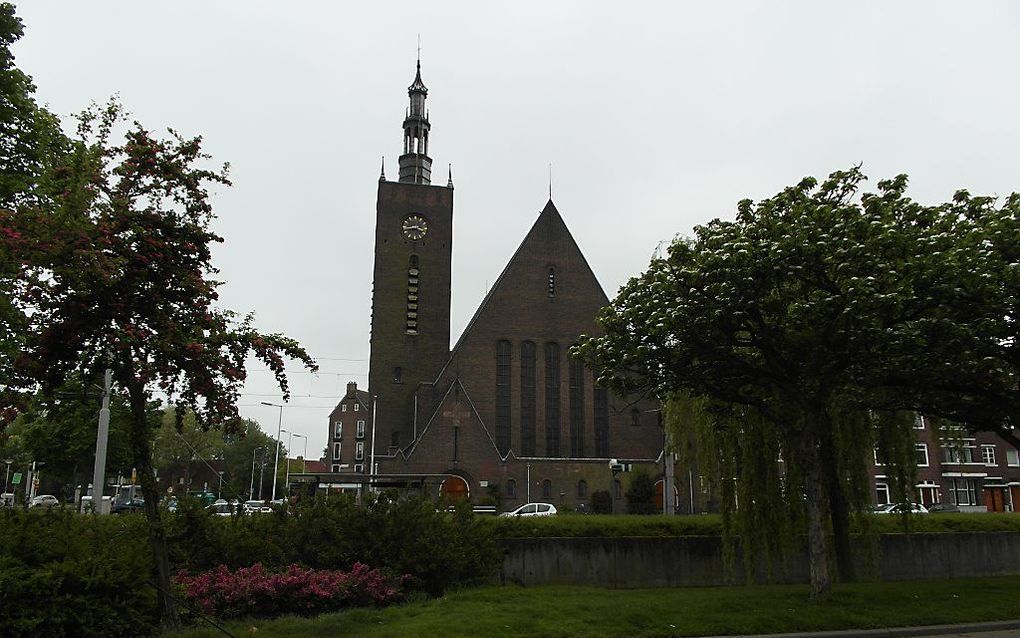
261,402 -> 285,501
3,459 -> 12,494
292,433 -> 308,474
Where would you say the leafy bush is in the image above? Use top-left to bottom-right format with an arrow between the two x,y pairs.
591,490 -> 612,514
175,562 -> 405,618
625,470 -> 657,515
0,509 -> 158,638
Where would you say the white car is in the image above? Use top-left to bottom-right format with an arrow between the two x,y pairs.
29,494 -> 59,509
206,501 -> 236,517
873,502 -> 928,514
499,502 -> 558,518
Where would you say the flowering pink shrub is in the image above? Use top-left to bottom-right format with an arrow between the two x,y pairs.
174,562 -> 405,618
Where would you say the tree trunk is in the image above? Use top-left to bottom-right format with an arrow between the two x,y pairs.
126,380 -> 181,631
819,424 -> 856,582
800,436 -> 832,599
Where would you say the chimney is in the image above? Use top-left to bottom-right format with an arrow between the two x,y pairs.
346,381 -> 358,398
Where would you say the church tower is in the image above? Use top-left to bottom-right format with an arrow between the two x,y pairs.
368,59 -> 454,461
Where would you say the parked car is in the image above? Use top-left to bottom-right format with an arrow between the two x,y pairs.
927,503 -> 961,514
111,498 -> 146,514
206,500 -> 236,517
243,499 -> 271,514
29,494 -> 59,509
500,502 -> 558,518
873,502 -> 928,514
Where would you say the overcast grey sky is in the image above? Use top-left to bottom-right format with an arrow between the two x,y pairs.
14,2 -> 1020,460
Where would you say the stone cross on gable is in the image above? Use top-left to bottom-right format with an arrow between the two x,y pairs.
442,403 -> 471,427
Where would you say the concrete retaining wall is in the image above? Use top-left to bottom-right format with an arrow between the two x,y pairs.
500,533 -> 1020,587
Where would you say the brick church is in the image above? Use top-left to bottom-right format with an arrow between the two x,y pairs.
323,60 -> 667,512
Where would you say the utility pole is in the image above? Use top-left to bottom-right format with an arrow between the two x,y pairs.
369,395 -> 378,493
91,368 -> 113,514
261,402 -> 284,501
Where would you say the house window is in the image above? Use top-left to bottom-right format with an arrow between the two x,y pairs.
544,342 -> 561,457
942,445 -> 974,464
576,480 -> 587,498
982,445 -> 996,466
506,479 -> 517,499
541,479 -> 552,500
355,441 -> 365,460
342,404 -> 347,412
334,421 -> 342,438
875,482 -> 891,505
915,443 -> 929,467
569,357 -> 584,457
874,447 -> 887,466
354,403 -> 359,412
520,341 -> 536,456
354,463 -> 365,473
332,442 -> 341,461
1007,449 -> 1020,467
495,340 -> 512,455
356,420 -> 366,439
331,464 -> 341,472
914,414 -> 925,429
947,478 -> 981,506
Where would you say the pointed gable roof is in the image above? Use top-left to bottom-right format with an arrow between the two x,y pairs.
430,198 -> 603,383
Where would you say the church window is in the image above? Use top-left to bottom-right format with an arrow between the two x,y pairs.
393,367 -> 403,384
569,357 -> 585,457
577,480 -> 587,498
520,341 -> 537,456
453,425 -> 460,461
541,479 -> 552,500
545,342 -> 561,457
407,255 -> 421,334
506,478 -> 517,499
548,267 -> 555,297
594,387 -> 609,458
495,340 -> 512,455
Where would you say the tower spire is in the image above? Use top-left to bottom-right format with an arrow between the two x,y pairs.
380,156 -> 386,181
399,52 -> 432,184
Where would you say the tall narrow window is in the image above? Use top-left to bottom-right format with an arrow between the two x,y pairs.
547,267 -> 556,297
545,342 -> 561,456
520,341 -> 536,456
569,357 -> 585,457
541,479 -> 552,499
333,442 -> 342,461
453,426 -> 460,462
495,340 -> 512,455
594,387 -> 609,457
407,254 -> 420,334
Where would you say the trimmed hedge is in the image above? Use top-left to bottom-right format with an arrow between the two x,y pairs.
0,509 -> 159,638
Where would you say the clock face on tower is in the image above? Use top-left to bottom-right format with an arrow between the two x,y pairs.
402,214 -> 428,240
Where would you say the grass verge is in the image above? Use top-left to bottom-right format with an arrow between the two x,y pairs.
166,575 -> 1020,638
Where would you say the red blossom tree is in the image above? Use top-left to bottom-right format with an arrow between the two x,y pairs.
2,99 -> 316,629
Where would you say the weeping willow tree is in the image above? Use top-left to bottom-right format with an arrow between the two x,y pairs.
577,167 -> 1020,598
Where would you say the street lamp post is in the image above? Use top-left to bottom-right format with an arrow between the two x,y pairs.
293,433 -> 308,474
261,402 -> 285,501
284,430 -> 294,493
249,446 -> 264,501
3,459 -> 12,493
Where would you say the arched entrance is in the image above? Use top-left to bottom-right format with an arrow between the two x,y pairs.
655,479 -> 680,513
439,475 -> 470,501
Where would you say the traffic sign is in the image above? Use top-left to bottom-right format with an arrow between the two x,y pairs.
11,472 -> 22,485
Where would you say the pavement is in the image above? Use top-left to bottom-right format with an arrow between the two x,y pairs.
701,619 -> 1020,638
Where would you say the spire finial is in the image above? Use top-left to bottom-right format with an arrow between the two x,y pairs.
447,163 -> 453,188
380,156 -> 386,181
548,163 -> 553,201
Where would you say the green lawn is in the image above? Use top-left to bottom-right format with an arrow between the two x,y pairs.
167,576 -> 1020,638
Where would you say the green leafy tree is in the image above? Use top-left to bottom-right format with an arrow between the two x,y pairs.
220,418 -> 279,500
14,375 -> 137,497
625,470 -> 656,515
577,168 -> 1020,597
3,98 -> 315,628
